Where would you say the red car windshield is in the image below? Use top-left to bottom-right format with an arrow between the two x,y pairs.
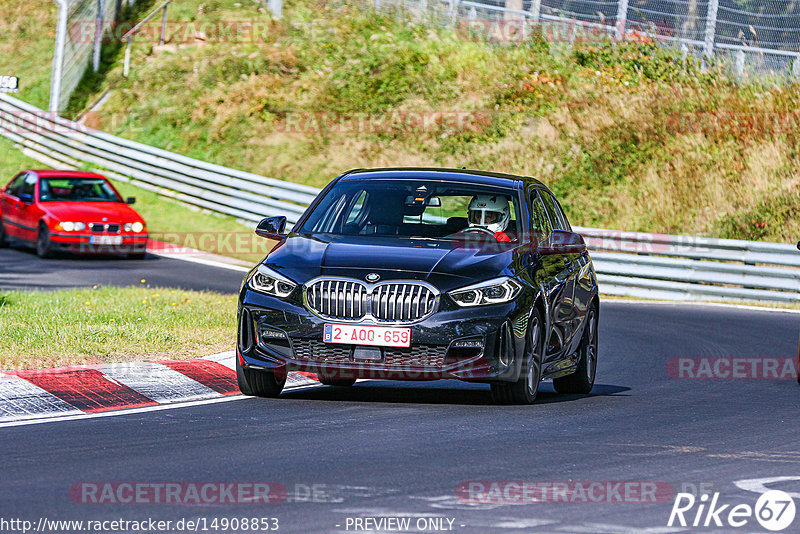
39,177 -> 123,203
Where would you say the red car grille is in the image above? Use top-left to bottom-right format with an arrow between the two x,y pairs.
89,223 -> 120,234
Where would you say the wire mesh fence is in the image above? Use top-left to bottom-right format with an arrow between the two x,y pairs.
377,0 -> 800,80
51,0 -> 128,113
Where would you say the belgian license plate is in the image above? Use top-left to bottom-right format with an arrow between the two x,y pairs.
323,324 -> 411,348
89,235 -> 122,245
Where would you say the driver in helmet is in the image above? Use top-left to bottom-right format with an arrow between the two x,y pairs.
467,195 -> 512,242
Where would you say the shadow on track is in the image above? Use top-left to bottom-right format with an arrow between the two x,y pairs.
280,381 -> 630,406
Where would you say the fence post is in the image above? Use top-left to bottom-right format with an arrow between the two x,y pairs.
159,3 -> 168,45
93,0 -> 104,72
615,0 -> 628,40
704,0 -> 719,57
269,0 -> 282,19
49,0 -> 69,114
530,0 -> 541,24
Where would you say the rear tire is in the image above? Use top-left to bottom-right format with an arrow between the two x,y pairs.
491,310 -> 543,405
319,378 -> 356,387
236,356 -> 285,397
36,224 -> 53,258
0,219 -> 8,248
553,304 -> 598,394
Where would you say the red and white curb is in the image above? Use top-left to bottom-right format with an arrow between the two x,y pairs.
0,351 -> 320,424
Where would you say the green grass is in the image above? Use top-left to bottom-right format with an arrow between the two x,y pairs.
0,286 -> 237,369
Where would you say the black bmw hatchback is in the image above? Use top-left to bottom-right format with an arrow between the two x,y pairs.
237,168 -> 599,404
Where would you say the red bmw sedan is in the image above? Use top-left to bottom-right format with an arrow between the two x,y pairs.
0,170 -> 148,258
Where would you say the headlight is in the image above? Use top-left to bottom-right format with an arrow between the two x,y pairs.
449,277 -> 522,307
124,222 -> 145,233
57,222 -> 85,232
247,266 -> 296,298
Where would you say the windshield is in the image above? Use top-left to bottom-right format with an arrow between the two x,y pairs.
39,177 -> 123,203
300,179 -> 521,241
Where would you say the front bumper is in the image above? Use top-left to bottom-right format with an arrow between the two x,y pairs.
238,288 -> 532,383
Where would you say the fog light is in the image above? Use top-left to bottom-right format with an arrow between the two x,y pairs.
452,339 -> 484,349
260,329 -> 287,340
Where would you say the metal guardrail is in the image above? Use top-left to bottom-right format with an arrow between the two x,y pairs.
0,93 -> 319,225
575,227 -> 800,303
1,93 -> 798,303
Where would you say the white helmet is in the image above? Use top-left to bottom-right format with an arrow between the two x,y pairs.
468,195 -> 510,233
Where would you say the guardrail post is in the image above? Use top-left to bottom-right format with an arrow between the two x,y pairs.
615,0 -> 628,40
450,0 -> 459,28
735,50 -> 745,77
793,55 -> 800,80
93,0 -> 104,72
704,0 -> 719,57
123,36 -> 132,77
530,0 -> 541,24
269,0 -> 282,19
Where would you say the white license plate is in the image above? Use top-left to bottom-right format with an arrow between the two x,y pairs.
89,235 -> 123,245
323,324 -> 411,348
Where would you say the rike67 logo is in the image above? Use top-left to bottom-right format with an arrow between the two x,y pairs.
668,490 -> 796,531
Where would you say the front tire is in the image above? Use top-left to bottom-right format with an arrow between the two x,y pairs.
0,219 -> 8,248
491,310 -> 543,405
553,303 -> 598,394
236,356 -> 285,397
36,224 -> 53,258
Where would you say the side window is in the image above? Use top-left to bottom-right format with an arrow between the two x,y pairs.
19,174 -> 37,198
540,190 -> 566,231
548,193 -> 571,231
5,173 -> 27,197
529,190 -> 552,244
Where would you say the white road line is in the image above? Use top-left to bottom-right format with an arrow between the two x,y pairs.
147,251 -> 250,272
734,476 -> 800,499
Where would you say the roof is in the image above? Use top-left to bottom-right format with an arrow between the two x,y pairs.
28,170 -> 109,179
340,167 -> 545,189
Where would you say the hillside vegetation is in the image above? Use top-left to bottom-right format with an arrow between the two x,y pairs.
2,0 -> 800,243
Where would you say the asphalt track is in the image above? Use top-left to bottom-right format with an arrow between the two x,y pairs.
0,245 -> 246,292
1,301 -> 799,533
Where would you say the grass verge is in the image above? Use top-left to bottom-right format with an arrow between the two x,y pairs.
0,286 -> 237,369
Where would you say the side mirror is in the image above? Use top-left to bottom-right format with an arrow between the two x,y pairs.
18,193 -> 33,204
427,196 -> 442,207
538,229 -> 586,255
256,216 -> 287,239
126,197 -> 136,205
797,240 -> 800,251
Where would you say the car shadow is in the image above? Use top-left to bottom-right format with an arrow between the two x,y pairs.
4,243 -> 154,263
280,381 -> 630,406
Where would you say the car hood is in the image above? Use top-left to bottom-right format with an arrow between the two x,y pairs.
42,202 -> 143,222
262,234 -> 521,292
